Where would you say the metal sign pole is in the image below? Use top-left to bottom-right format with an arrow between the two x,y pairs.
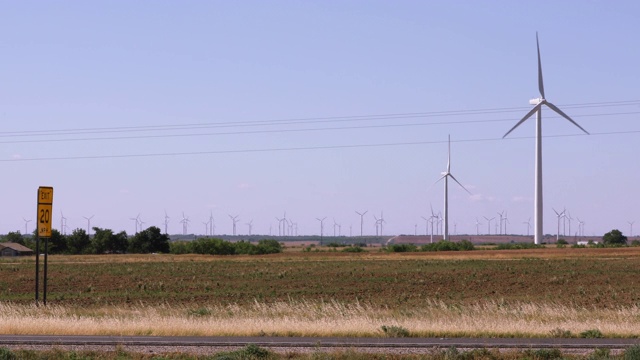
44,237 -> 48,305
35,189 -> 40,305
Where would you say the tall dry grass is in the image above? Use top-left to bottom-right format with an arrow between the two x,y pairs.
1,299 -> 638,338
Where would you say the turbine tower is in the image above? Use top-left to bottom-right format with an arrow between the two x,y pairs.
60,211 -> 67,235
524,218 -> 532,236
228,214 -> 240,236
433,135 -> 471,241
483,216 -> 494,235
316,217 -> 326,245
355,210 -> 367,237
130,214 -> 140,234
553,208 -> 564,241
164,211 -> 170,235
83,215 -> 94,235
503,33 -> 589,245
628,221 -> 635,238
22,218 -> 32,235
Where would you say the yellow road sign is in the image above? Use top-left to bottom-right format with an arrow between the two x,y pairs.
37,187 -> 54,237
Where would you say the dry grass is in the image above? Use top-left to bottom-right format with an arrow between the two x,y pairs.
1,299 -> 639,338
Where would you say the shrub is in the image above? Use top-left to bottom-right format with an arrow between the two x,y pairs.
549,328 -> 573,338
624,345 -> 640,360
580,328 -> 604,338
385,244 -> 417,252
0,348 -> 16,360
421,240 -> 475,252
524,348 -> 563,360
380,325 -> 410,337
342,246 -> 364,253
631,240 -> 640,247
255,239 -> 282,254
495,243 -> 544,250
557,239 -> 568,245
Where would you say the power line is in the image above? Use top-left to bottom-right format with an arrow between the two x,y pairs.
0,110 -> 638,145
2,129 -> 638,162
1,99 -> 638,138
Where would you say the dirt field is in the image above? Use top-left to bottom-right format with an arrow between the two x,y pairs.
1,248 -> 639,308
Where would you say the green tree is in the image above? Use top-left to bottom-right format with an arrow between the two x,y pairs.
128,226 -> 169,254
603,229 -> 627,246
66,228 -> 91,254
1,231 -> 25,245
46,229 -> 66,254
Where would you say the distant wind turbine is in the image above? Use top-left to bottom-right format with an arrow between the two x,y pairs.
316,217 -> 326,245
503,32 -> 589,245
228,214 -> 239,236
523,218 -> 532,236
553,208 -> 565,241
355,210 -> 368,237
22,218 -> 32,235
432,135 -> 472,241
483,216 -> 495,235
83,215 -> 95,235
628,221 -> 635,238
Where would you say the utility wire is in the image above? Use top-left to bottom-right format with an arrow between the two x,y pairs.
0,110 -> 638,145
2,129 -> 638,162
1,99 -> 638,138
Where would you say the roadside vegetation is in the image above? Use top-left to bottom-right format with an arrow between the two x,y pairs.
0,227 -> 282,256
2,345 -> 640,359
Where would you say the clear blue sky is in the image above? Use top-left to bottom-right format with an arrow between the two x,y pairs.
1,1 -> 638,237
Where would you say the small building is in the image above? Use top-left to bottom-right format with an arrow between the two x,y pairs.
0,242 -> 34,257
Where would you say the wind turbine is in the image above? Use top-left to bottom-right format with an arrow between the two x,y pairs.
202,221 -> 209,236
503,212 -> 509,235
523,218 -> 532,236
432,135 -> 472,241
483,216 -> 494,235
83,215 -> 94,235
475,218 -> 482,236
180,213 -> 190,235
553,208 -> 565,241
497,211 -> 505,235
421,216 -> 430,236
228,214 -> 239,236
355,210 -> 367,237
22,218 -> 32,235
246,220 -> 253,236
164,211 -> 170,235
209,211 -> 215,236
373,215 -> 380,236
628,221 -> 635,237
130,214 -> 140,234
503,32 -> 589,245
60,211 -> 67,235
316,217 -> 326,245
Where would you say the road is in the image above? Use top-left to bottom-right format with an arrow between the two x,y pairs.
0,335 -> 639,350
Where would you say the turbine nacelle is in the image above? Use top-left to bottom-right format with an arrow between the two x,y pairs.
529,98 -> 544,105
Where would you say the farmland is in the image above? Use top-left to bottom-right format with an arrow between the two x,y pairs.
1,247 -> 640,337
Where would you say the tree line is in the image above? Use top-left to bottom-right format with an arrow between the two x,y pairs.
0,226 -> 282,255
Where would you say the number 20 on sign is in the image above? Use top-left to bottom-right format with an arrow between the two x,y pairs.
37,187 -> 54,237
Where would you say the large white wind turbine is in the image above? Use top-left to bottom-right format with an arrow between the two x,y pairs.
433,135 -> 471,241
503,33 -> 589,245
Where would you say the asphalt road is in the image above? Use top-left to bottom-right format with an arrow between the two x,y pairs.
0,335 -> 639,350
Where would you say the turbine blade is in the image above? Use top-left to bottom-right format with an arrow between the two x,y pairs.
447,134 -> 451,173
546,102 -> 590,134
503,104 -> 541,138
537,32 -> 545,99
448,174 -> 472,195
427,175 -> 446,192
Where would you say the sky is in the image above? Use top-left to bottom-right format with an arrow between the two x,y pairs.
1,1 -> 639,238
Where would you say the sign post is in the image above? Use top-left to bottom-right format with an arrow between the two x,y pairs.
35,186 -> 53,305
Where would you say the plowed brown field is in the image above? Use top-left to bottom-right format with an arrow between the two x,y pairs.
1,247 -> 639,308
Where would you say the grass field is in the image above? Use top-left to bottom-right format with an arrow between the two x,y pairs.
1,247 -> 640,337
